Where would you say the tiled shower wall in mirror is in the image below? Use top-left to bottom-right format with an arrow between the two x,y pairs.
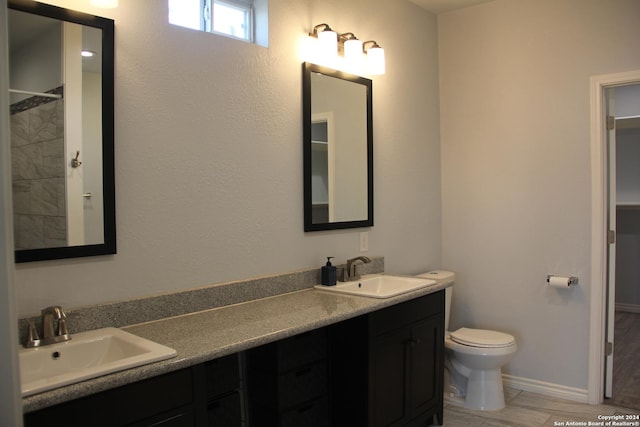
10,87 -> 67,249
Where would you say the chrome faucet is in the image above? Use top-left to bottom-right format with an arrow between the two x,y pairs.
342,256 -> 372,282
25,306 -> 72,348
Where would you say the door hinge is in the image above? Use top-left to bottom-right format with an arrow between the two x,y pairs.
608,230 -> 616,244
606,341 -> 613,356
607,116 -> 616,130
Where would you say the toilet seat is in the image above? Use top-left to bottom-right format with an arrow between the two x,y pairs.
450,327 -> 515,348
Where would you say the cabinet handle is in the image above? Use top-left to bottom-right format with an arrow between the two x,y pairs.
295,367 -> 312,377
406,338 -> 421,348
147,413 -> 185,426
297,403 -> 314,413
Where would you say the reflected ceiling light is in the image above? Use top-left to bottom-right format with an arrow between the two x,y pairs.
81,50 -> 95,57
90,0 -> 118,8
363,40 -> 385,75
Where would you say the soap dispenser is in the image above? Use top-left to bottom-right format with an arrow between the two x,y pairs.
321,257 -> 337,286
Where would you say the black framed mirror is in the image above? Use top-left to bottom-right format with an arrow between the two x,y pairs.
303,62 -> 373,232
8,0 -> 115,262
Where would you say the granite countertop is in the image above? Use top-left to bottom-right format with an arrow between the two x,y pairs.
22,281 -> 450,413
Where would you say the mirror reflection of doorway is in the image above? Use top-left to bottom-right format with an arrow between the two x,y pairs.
608,83 -> 640,411
311,113 -> 334,224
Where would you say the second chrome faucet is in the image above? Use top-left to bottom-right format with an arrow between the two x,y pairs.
25,305 -> 72,348
342,256 -> 372,282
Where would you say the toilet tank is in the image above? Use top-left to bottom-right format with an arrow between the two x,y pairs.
417,270 -> 455,332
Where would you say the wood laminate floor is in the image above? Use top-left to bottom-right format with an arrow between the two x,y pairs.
438,387 -> 640,427
608,311 -> 640,410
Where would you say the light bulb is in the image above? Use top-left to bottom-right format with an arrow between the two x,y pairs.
317,29 -> 338,60
367,46 -> 385,75
344,39 -> 363,62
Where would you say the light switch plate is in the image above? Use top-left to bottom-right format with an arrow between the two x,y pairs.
360,232 -> 369,252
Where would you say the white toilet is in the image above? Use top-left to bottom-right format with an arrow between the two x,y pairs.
418,271 -> 517,411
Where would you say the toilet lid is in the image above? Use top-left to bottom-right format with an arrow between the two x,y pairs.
449,327 -> 515,348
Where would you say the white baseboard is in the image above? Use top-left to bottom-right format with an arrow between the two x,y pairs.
615,303 -> 640,314
502,374 -> 589,403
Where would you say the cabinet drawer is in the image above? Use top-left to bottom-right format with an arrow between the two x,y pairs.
372,291 -> 443,335
248,328 -> 327,373
277,329 -> 327,371
277,362 -> 328,409
280,397 -> 330,427
130,407 -> 195,427
250,361 -> 327,410
205,354 -> 240,398
208,392 -> 242,426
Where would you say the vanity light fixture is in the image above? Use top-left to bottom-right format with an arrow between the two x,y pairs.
90,0 -> 118,8
308,24 -> 385,76
340,32 -> 364,66
363,40 -> 385,76
309,23 -> 338,62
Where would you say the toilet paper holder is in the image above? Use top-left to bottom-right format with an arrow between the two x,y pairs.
546,275 -> 579,286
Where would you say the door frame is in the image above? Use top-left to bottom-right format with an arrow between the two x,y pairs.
312,112 -> 335,221
589,69 -> 640,405
0,0 -> 24,423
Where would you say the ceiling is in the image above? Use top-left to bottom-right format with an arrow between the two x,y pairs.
408,0 -> 495,14
8,8 -> 103,74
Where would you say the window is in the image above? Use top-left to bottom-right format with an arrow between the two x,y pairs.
213,1 -> 251,40
169,0 -> 264,44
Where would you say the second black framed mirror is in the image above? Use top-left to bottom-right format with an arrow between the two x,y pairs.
303,62 -> 373,232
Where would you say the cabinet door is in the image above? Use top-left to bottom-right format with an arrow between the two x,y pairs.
207,392 -> 242,426
329,292 -> 445,427
409,316 -> 443,419
24,368 -> 201,427
372,326 -> 411,427
372,316 -> 444,427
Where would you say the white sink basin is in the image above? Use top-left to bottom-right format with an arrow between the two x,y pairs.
19,327 -> 176,397
314,274 -> 437,298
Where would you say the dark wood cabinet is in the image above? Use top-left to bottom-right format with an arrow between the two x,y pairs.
204,354 -> 244,426
372,316 -> 442,426
24,368 -> 207,427
330,290 -> 445,426
246,328 -> 330,427
24,291 -> 444,427
23,357 -> 244,427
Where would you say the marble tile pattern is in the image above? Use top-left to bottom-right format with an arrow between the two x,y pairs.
10,93 -> 67,250
439,387 -> 640,427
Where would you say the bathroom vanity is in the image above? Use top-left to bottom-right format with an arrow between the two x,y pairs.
22,284 -> 447,427
330,292 -> 444,426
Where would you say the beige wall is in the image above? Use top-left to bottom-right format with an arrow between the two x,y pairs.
13,0 -> 442,315
8,0 -> 640,403
439,0 -> 640,391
